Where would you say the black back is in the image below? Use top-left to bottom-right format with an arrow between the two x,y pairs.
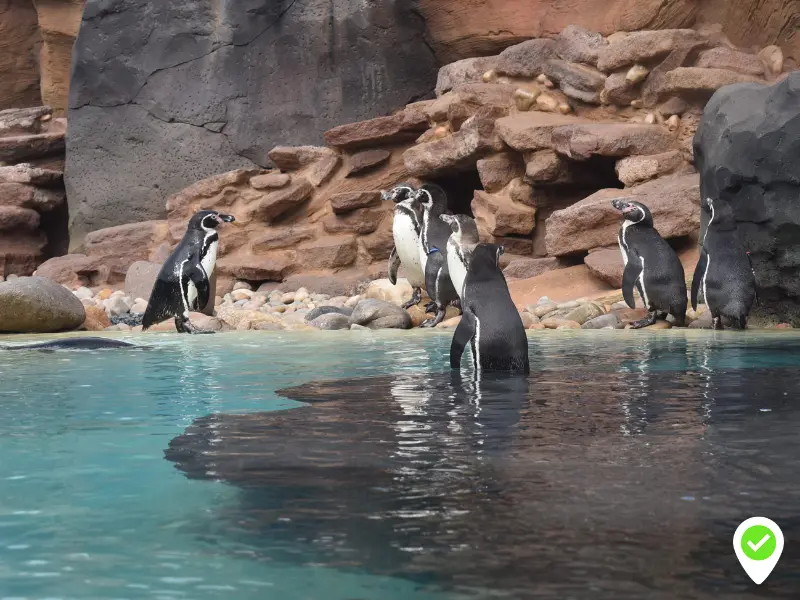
417,184 -> 451,252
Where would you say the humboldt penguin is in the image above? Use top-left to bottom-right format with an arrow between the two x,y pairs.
383,183 -> 426,310
450,243 -> 529,374
415,183 -> 459,327
440,213 -> 480,301
612,199 -> 687,328
143,210 -> 235,334
691,196 -> 757,329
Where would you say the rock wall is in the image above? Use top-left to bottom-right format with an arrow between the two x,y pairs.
0,0 -> 41,110
694,72 -> 800,324
41,25 -> 790,299
64,0 -> 438,247
0,106 -> 67,277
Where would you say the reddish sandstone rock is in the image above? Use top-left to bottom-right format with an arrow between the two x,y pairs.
476,153 -> 524,193
248,178 -> 314,222
426,83 -> 517,124
324,113 -> 427,149
435,56 -> 499,96
472,190 -> 536,237
554,25 -> 608,67
584,248 -> 624,287
541,59 -> 607,104
0,206 -> 39,231
346,149 -> 391,176
251,226 -> 316,253
602,71 -> 641,106
503,257 -> 566,279
249,172 -> 290,190
84,221 -> 170,274
218,254 -> 292,282
124,261 -> 162,302
656,67 -> 763,100
615,151 -> 686,186
0,131 -> 65,163
545,173 -> 700,256
0,164 -> 63,187
296,235 -> 358,270
268,146 -> 340,187
551,123 -> 677,160
597,29 -> 708,71
0,182 -> 64,212
495,112 -> 589,152
82,305 -> 112,331
695,47 -> 766,77
0,232 -> 47,277
496,39 -> 556,77
330,191 -> 381,214
33,253 -> 105,288
322,208 -> 386,235
524,150 -> 569,184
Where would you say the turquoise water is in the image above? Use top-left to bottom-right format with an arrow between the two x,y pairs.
1,330 -> 800,599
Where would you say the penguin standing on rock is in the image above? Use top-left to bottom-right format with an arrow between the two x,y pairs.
143,210 -> 235,334
383,183 -> 425,310
450,243 -> 529,374
612,199 -> 687,328
691,196 -> 756,330
415,183 -> 459,327
441,213 -> 480,301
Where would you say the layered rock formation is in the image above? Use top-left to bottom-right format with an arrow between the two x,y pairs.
0,106 -> 67,277
65,0 -> 438,246
694,72 -> 800,324
41,25 -> 789,299
0,0 -> 41,110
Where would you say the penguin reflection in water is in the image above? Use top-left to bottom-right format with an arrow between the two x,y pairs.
143,210 -> 235,334
383,183 -> 426,310
612,198 -> 687,328
447,241 -> 530,374
691,196 -> 757,329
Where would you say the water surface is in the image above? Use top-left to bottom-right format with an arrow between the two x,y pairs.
1,330 -> 799,599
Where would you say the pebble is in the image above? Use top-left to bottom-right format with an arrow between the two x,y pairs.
534,303 -> 558,318
233,281 -> 253,291
231,289 -> 253,302
281,292 -> 296,304
272,305 -> 286,313
104,295 -> 132,318
520,313 -> 540,328
73,287 -> 94,300
345,295 -> 362,308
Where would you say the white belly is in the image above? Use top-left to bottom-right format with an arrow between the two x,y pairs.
638,256 -> 649,308
201,237 -> 218,278
618,234 -> 628,266
393,214 -> 424,286
702,252 -> 710,308
447,239 -> 468,300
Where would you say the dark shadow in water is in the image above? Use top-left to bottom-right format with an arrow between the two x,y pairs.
165,364 -> 800,599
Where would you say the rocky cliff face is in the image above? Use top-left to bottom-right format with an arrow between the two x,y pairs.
694,72 -> 800,324
0,0 -> 41,110
64,0 -> 438,247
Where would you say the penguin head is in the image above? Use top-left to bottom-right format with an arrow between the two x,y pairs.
381,183 -> 417,203
190,210 -> 236,232
470,242 -> 504,270
440,214 -> 480,244
414,184 -> 448,214
611,198 -> 652,226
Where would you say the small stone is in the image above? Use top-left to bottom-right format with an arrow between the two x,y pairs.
564,303 -> 604,325
231,289 -> 253,302
482,70 -> 497,83
96,289 -> 113,301
103,295 -> 132,318
666,115 -> 680,132
82,305 -> 112,331
520,313 -> 539,328
626,64 -> 649,84
581,313 -> 621,329
284,305 -> 297,313
436,316 -> 462,329
631,99 -> 643,108
281,292 -> 296,304
73,287 -> 94,300
250,172 -> 291,190
130,300 -> 148,314
272,304 -> 286,313
644,112 -> 656,124
536,94 -> 559,113
529,323 -> 546,330
758,45 -> 783,75
233,281 -> 253,291
345,295 -> 362,308
513,88 -> 539,111
557,300 -> 580,310
534,303 -> 559,318
295,291 -> 309,303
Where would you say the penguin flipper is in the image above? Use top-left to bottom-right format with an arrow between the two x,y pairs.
691,247 -> 708,311
621,254 -> 643,310
450,309 -> 476,370
142,277 -> 183,330
187,263 -> 211,312
388,247 -> 400,286
424,249 -> 445,302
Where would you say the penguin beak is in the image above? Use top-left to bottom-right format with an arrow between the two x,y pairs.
216,214 -> 235,224
611,199 -> 635,214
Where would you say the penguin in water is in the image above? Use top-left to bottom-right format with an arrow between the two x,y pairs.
691,196 -> 757,330
414,183 -> 460,327
450,243 -> 529,374
612,199 -> 687,328
143,210 -> 235,334
440,213 -> 480,301
382,183 -> 426,310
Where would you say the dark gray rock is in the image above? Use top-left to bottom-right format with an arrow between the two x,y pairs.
66,0 -> 438,243
693,73 -> 800,324
350,298 -> 412,329
581,313 -> 621,330
308,313 -> 352,330
304,305 -> 353,322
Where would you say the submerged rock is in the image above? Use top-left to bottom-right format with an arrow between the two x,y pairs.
0,276 -> 85,333
350,299 -> 412,329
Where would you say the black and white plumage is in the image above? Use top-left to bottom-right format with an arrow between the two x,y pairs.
612,198 -> 687,328
415,184 -> 459,328
383,183 -> 426,310
450,243 -> 529,374
691,196 -> 757,330
142,210 -> 235,334
441,213 -> 480,301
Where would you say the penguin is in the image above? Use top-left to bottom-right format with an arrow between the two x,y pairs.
450,243 -> 529,374
691,196 -> 757,330
612,199 -> 687,328
0,338 -> 140,351
414,183 -> 460,327
440,213 -> 480,301
382,183 -> 426,310
142,210 -> 235,334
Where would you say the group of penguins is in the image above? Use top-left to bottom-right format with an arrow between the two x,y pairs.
138,181 -> 757,376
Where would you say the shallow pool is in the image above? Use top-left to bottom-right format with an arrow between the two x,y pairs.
1,330 -> 799,599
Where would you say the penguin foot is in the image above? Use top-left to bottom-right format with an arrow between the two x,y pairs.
630,311 -> 657,329
421,309 -> 446,328
175,315 -> 216,335
424,301 -> 437,313
712,314 -> 724,330
401,288 -> 423,310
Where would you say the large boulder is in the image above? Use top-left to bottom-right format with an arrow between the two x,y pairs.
0,0 -> 41,109
693,72 -> 800,324
0,276 -> 85,333
65,0 -> 437,244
